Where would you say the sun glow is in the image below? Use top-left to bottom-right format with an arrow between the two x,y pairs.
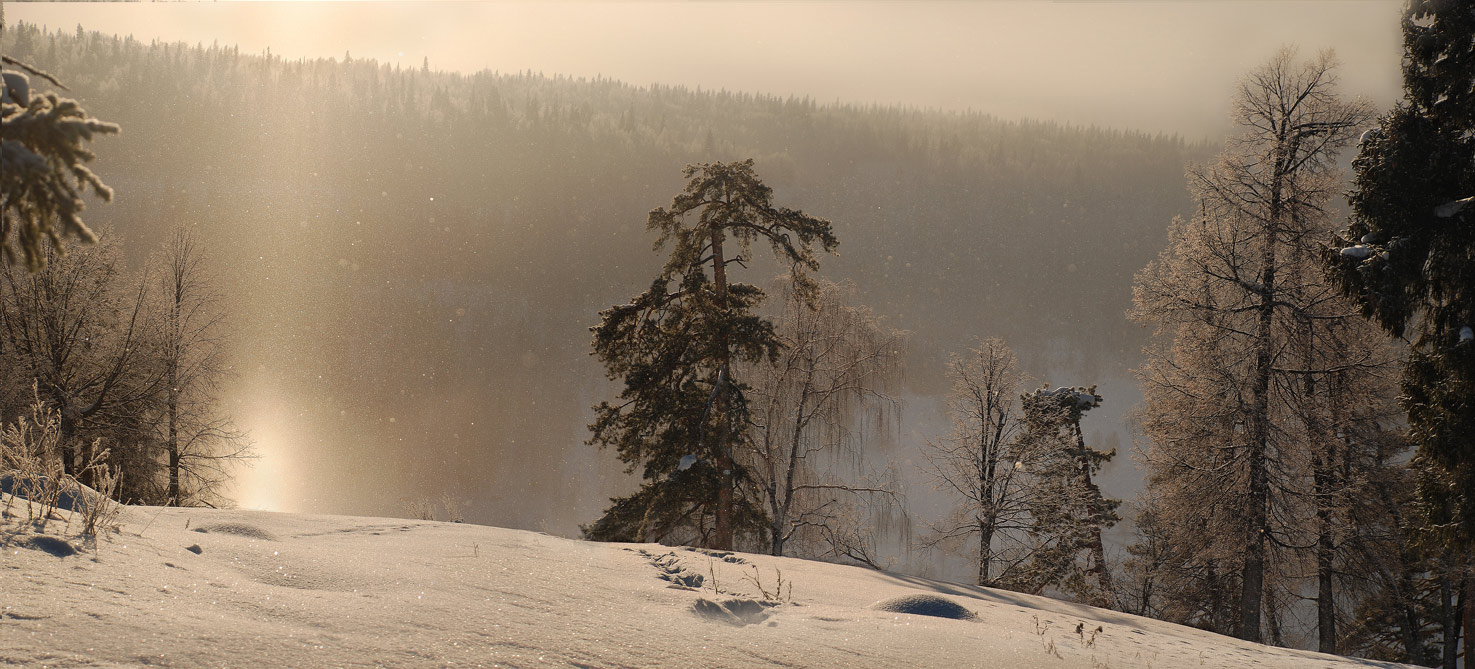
228,404 -> 296,513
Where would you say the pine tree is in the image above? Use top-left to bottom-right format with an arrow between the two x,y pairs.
0,10 -> 120,272
1324,3 -> 1475,660
1326,0 -> 1475,552
585,159 -> 837,550
1011,385 -> 1119,607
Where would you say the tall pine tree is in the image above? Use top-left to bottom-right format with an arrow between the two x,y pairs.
585,160 -> 837,550
1326,0 -> 1475,550
1325,2 -> 1474,660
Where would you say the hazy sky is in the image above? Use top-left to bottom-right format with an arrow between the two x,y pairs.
11,1 -> 1405,139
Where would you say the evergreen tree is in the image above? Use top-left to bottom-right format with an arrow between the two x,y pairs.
1011,385 -> 1119,607
0,10 -> 120,272
1325,3 -> 1475,660
1325,0 -> 1475,551
586,159 -> 836,550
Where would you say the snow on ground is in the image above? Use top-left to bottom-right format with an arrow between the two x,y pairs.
2,498 -> 1406,668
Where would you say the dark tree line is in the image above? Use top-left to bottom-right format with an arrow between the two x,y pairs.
1324,0 -> 1475,663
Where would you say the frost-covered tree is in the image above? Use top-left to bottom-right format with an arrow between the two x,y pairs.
1012,385 -> 1118,607
0,231 -> 158,493
922,338 -> 1036,587
0,10 -> 119,272
585,160 -> 837,550
147,228 -> 251,507
1132,48 -> 1371,643
742,277 -> 906,565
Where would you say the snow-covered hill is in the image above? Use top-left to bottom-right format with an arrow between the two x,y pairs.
1,501 -> 1406,668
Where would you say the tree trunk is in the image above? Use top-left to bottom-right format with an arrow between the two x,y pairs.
1240,280 -> 1273,641
167,359 -> 180,506
1369,459 -> 1426,665
1315,506 -> 1335,654
58,407 -> 83,482
1308,321 -> 1336,655
1240,137 -> 1287,644
1266,589 -> 1286,648
979,516 -> 993,586
1074,422 -> 1114,606
1461,572 -> 1472,669
167,277 -> 183,507
1206,559 -> 1226,634
1440,564 -> 1456,669
709,225 -> 733,551
978,422 -> 996,586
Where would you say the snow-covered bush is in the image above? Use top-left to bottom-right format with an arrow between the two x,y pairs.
0,384 -> 120,538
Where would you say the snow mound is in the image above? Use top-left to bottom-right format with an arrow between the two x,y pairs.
691,597 -> 776,626
0,473 -> 107,513
25,534 -> 78,557
871,593 -> 978,621
193,522 -> 276,541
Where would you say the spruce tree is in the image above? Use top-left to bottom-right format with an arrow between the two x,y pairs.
0,10 -> 120,272
1326,0 -> 1475,550
1013,385 -> 1119,607
586,160 -> 837,550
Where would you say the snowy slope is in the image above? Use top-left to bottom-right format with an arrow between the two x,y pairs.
1,500 -> 1406,668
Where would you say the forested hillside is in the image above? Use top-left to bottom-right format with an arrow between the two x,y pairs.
0,23 -> 1209,530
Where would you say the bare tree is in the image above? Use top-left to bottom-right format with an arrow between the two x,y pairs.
922,338 -> 1037,587
148,228 -> 250,507
1131,48 -> 1373,643
0,231 -> 159,491
741,277 -> 906,566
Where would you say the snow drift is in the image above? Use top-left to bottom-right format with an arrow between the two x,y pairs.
0,499 -> 1407,668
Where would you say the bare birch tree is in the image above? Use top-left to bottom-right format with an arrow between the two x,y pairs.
147,228 -> 250,507
922,338 -> 1036,586
741,277 -> 906,566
